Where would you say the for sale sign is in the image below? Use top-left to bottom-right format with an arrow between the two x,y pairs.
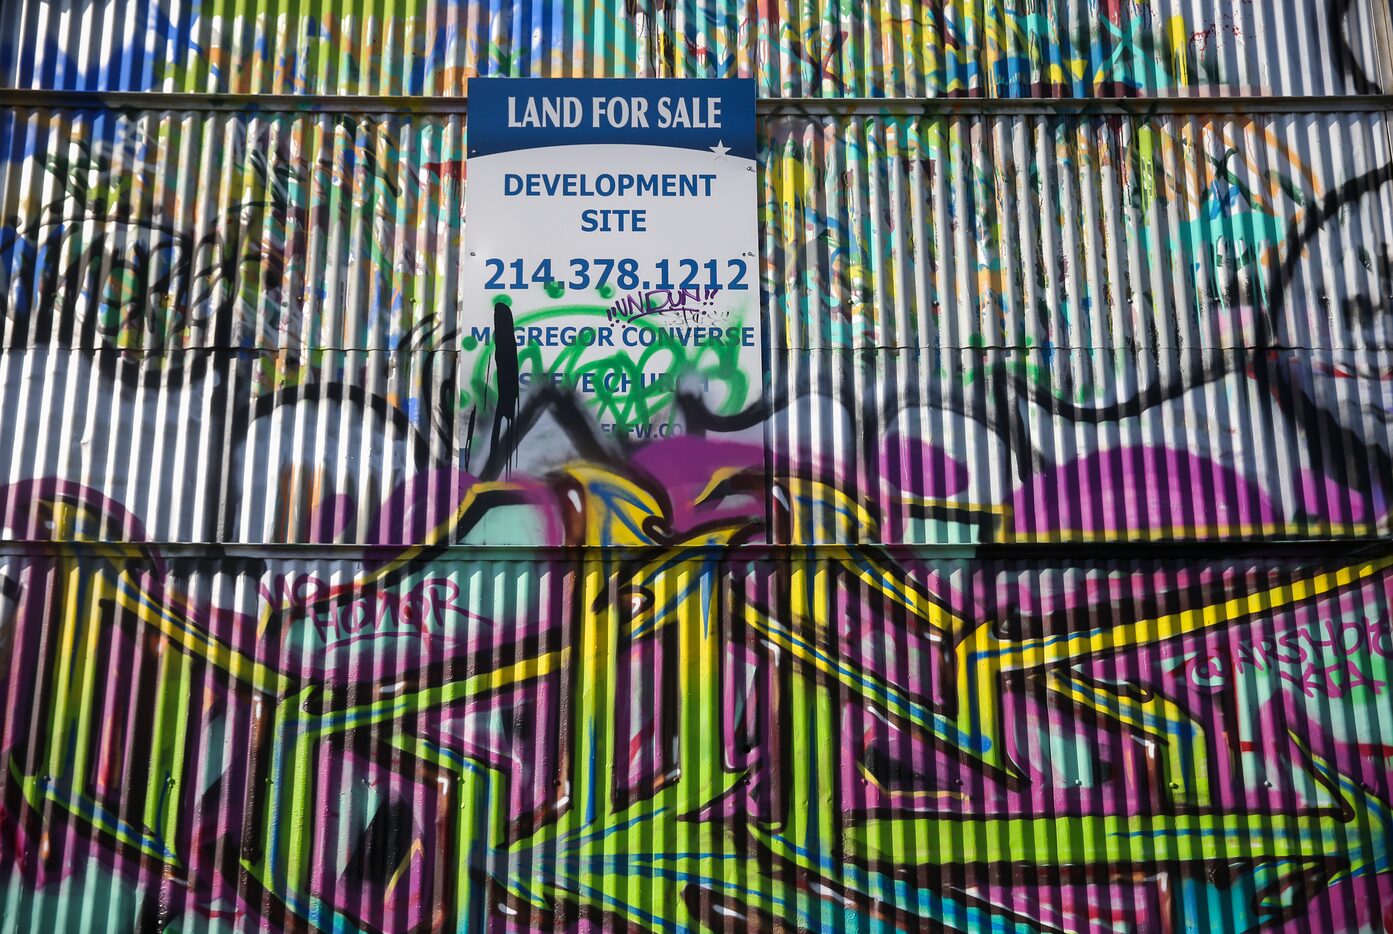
461,78 -> 760,453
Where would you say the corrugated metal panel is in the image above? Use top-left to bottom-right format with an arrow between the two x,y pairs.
0,107 -> 468,353
0,548 -> 1390,930
2,0 -> 1393,931
2,108 -> 1391,543
4,107 -> 1393,356
0,0 -> 1388,98
770,347 -> 1393,543
764,112 -> 1393,353
1,342 -> 1389,544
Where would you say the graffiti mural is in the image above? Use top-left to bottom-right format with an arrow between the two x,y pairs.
2,474 -> 1392,932
1,0 -> 1393,931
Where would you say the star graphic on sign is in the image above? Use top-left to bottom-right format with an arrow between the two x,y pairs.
709,140 -> 731,157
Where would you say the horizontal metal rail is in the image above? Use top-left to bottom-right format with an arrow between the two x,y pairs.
1,538 -> 1390,562
1,87 -> 1392,117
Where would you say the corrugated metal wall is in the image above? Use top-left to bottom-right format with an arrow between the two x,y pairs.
1,0 -> 1388,98
1,2 -> 1392,932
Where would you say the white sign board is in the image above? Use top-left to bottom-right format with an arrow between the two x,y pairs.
462,78 -> 760,454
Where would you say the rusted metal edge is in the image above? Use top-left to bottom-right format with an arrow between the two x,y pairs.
1,87 -> 1392,117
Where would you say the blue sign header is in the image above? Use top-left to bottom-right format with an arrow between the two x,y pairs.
467,78 -> 756,160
